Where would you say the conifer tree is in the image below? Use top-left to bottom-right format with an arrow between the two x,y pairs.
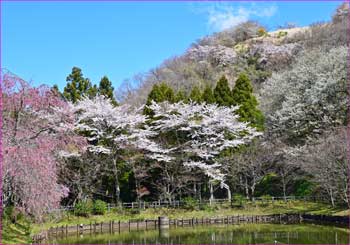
189,85 -> 202,103
143,82 -> 175,116
214,75 -> 233,106
231,73 -> 264,130
63,67 -> 96,103
175,90 -> 187,102
159,82 -> 175,103
98,76 -> 117,105
202,85 -> 215,104
51,84 -> 62,97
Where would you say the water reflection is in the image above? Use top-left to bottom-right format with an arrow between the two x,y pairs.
50,223 -> 350,244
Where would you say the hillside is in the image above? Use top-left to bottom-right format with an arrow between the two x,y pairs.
118,3 -> 348,108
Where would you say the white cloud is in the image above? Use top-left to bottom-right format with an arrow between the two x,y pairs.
201,3 -> 278,31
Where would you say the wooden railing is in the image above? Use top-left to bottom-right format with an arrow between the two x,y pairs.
35,213 -> 301,242
48,195 -> 340,213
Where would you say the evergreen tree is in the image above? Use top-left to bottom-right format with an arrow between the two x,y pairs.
51,84 -> 62,97
202,85 -> 216,104
143,82 -> 175,116
231,73 -> 264,130
214,76 -> 233,106
175,90 -> 187,102
63,67 -> 96,103
98,76 -> 117,105
189,85 -> 202,103
159,82 -> 175,103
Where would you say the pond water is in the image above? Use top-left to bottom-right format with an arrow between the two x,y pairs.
49,223 -> 349,244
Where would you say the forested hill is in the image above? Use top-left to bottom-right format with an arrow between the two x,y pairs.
118,3 -> 348,108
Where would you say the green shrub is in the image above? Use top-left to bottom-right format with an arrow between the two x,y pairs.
199,203 -> 218,212
183,197 -> 198,210
277,31 -> 288,38
257,27 -> 268,37
3,206 -> 14,221
74,200 -> 93,217
233,194 -> 245,206
93,200 -> 107,215
129,209 -> 141,215
260,195 -> 272,207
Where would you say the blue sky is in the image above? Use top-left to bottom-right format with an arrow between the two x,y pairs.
1,1 -> 342,91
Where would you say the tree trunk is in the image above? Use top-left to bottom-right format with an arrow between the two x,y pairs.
330,190 -> 335,207
281,175 -> 287,202
250,185 -> 255,199
227,186 -> 232,201
112,158 -> 120,203
209,181 -> 214,205
244,177 -> 249,199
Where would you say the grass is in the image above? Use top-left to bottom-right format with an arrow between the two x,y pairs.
31,200 -> 349,234
2,200 -> 348,244
1,219 -> 32,244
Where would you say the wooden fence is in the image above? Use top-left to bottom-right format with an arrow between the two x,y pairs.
48,195 -> 336,213
33,214 -> 301,243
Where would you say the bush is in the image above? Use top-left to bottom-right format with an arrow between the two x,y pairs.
74,200 -> 93,217
3,206 -> 14,221
233,194 -> 245,207
183,197 -> 198,210
260,195 -> 272,207
277,31 -> 288,38
3,206 -> 27,223
93,200 -> 107,215
257,28 -> 268,37
199,203 -> 218,212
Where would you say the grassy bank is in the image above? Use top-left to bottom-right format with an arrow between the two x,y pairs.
31,201 -> 348,234
2,219 -> 32,244
2,201 -> 348,244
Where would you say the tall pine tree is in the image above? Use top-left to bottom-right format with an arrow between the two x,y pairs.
202,85 -> 215,104
175,90 -> 187,102
214,75 -> 233,106
231,73 -> 264,130
63,67 -> 96,103
98,76 -> 117,105
189,85 -> 202,103
143,82 -> 175,116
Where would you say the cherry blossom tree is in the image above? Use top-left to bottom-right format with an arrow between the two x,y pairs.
261,46 -> 347,141
1,71 -> 85,220
299,127 -> 349,207
147,101 -> 262,201
68,95 -> 167,202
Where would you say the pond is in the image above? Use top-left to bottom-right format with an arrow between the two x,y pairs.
49,223 -> 349,244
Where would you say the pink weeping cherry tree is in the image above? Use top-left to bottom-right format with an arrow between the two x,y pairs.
1,71 -> 86,220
